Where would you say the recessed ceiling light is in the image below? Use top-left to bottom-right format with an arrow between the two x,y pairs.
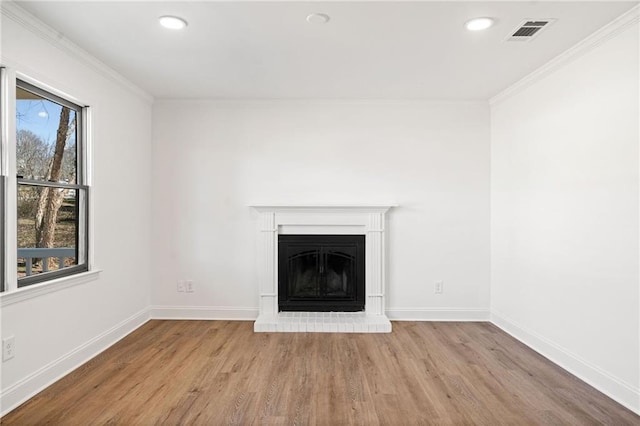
306,13 -> 330,24
465,17 -> 495,31
159,15 -> 188,30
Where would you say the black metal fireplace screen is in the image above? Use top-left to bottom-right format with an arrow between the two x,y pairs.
278,235 -> 365,312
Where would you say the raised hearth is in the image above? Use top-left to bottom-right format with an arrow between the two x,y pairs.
250,205 -> 395,333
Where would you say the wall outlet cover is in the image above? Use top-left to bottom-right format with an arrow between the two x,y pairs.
3,336 -> 15,361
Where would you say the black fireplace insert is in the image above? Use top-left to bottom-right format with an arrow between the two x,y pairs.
278,235 -> 365,312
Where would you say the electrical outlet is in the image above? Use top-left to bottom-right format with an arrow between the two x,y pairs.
3,336 -> 15,361
185,280 -> 194,293
177,281 -> 185,292
435,281 -> 444,294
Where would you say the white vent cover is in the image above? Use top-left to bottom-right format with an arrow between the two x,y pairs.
507,19 -> 556,42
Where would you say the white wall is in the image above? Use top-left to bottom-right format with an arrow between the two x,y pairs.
491,21 -> 640,412
4,0 -> 636,419
0,8 -> 153,413
151,100 -> 490,320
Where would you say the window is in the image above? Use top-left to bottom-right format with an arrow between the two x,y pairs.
15,80 -> 88,287
1,67 -> 7,292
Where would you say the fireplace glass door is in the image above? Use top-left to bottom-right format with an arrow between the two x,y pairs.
278,235 -> 365,312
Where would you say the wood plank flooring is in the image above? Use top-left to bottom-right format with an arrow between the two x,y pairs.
2,320 -> 638,425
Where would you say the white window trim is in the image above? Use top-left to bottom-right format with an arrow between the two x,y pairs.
2,66 -> 18,292
1,67 -> 97,297
0,269 -> 102,307
0,68 -> 6,290
0,67 -> 8,176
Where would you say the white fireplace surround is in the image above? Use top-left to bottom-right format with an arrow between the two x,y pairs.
251,205 -> 396,333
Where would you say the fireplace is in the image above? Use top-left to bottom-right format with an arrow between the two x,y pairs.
251,204 -> 395,333
279,235 -> 365,312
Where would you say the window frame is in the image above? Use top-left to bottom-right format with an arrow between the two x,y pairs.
1,67 -> 7,292
14,79 -> 90,287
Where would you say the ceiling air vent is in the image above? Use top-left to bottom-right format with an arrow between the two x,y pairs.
507,19 -> 555,42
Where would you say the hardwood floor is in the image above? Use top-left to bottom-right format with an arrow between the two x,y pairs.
3,320 -> 638,425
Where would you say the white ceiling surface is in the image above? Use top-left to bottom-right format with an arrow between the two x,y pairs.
13,1 -> 638,100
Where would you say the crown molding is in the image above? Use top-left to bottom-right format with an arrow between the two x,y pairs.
490,4 -> 640,106
0,1 -> 154,104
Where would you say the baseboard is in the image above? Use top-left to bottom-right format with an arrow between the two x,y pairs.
150,305 -> 259,320
386,308 -> 490,321
151,306 -> 489,322
0,307 -> 150,417
491,311 -> 640,416
3,306 -> 635,416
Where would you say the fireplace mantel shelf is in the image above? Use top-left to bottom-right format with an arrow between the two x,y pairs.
251,204 -> 396,333
250,204 -> 398,213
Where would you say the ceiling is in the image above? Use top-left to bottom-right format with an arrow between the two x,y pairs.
13,1 -> 638,100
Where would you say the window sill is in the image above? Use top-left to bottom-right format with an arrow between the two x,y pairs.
1,269 -> 102,307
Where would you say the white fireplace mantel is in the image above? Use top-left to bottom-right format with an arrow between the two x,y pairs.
251,204 -> 396,333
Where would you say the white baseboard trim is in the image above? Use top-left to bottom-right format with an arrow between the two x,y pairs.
150,305 -> 259,321
152,306 -> 490,323
491,311 -> 640,416
150,306 -> 490,322
3,306 -> 636,417
386,308 -> 490,321
0,307 -> 150,417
